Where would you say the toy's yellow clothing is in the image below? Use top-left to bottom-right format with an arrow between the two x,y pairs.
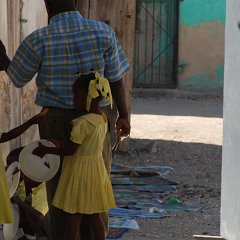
53,113 -> 116,214
0,140 -> 14,223
18,181 -> 48,216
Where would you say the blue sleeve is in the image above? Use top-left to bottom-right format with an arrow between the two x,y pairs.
7,35 -> 42,88
103,29 -> 130,82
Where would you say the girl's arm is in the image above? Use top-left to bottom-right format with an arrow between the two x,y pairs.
0,109 -> 48,143
32,141 -> 79,158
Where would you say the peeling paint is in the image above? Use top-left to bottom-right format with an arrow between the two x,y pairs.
179,64 -> 224,92
180,0 -> 226,26
178,21 -> 225,91
178,0 -> 226,92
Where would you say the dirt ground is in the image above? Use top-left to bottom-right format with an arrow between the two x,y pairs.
113,92 -> 223,240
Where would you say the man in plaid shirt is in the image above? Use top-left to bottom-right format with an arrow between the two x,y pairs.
0,0 -> 131,239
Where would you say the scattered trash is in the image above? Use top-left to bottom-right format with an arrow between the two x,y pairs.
111,163 -> 173,176
109,207 -> 173,219
108,163 -> 202,239
113,184 -> 177,193
109,218 -> 139,230
167,197 -> 181,205
106,228 -> 129,240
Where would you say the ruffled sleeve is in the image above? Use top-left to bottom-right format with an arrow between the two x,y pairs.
70,119 -> 87,144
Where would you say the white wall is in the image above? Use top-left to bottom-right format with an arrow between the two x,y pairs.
221,0 -> 240,239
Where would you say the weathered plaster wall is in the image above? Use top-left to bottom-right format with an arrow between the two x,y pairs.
20,0 -> 47,146
0,0 -> 16,160
0,1 -> 47,162
221,0 -> 240,239
178,0 -> 226,92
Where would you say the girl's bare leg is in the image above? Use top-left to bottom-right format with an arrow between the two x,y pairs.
88,213 -> 105,240
65,213 -> 82,240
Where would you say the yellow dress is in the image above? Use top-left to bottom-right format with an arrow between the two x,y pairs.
0,141 -> 14,223
52,113 -> 116,214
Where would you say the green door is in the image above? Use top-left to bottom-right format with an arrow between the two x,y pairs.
134,0 -> 179,88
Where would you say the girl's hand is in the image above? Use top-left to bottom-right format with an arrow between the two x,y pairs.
32,142 -> 47,158
30,108 -> 49,125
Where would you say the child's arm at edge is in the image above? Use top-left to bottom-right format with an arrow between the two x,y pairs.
0,109 -> 48,143
32,141 -> 79,158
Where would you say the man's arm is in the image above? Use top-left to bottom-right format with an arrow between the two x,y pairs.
110,78 -> 131,136
1,36 -> 42,88
0,40 -> 11,72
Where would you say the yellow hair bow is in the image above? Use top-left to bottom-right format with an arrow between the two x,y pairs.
86,72 -> 113,111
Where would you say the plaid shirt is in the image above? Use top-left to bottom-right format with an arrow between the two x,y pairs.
7,11 -> 130,109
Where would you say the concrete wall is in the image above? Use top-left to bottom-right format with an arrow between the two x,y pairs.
221,0 -> 240,239
178,0 -> 226,92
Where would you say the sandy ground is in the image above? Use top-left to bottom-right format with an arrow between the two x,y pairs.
113,94 -> 223,240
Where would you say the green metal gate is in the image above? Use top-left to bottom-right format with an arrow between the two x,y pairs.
134,0 -> 179,88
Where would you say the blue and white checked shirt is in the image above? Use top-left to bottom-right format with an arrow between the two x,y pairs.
7,11 -> 130,109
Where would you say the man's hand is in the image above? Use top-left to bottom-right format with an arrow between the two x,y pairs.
115,117 -> 131,137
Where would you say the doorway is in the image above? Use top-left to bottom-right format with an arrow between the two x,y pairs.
134,0 -> 179,88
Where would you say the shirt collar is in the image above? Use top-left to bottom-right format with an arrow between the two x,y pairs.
79,113 -> 107,127
49,11 -> 83,24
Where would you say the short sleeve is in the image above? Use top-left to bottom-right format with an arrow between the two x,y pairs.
70,119 -> 87,144
104,30 -> 130,82
7,35 -> 42,88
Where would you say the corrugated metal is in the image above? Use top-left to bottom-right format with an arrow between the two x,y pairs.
134,0 -> 179,88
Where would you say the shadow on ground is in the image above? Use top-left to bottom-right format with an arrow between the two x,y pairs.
113,138 -> 222,187
131,97 -> 223,118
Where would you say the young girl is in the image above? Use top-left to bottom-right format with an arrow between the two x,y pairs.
0,109 -> 48,224
33,72 -> 116,240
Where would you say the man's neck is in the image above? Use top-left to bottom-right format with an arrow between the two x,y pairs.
49,4 -> 76,22
53,6 -> 76,15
